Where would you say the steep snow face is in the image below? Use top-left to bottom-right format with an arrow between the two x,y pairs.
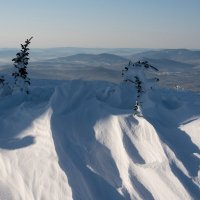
180,118 -> 200,150
0,80 -> 199,200
0,88 -> 72,200
179,117 -> 200,187
94,115 -> 191,200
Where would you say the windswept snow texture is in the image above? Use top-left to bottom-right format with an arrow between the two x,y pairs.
0,80 -> 199,200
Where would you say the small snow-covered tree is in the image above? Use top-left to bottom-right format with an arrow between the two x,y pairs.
0,75 -> 13,96
12,37 -> 33,94
0,76 -> 5,87
122,60 -> 159,116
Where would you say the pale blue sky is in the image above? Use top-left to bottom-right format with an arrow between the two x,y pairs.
0,0 -> 200,48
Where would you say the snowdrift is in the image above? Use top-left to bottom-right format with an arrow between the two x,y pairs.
0,80 -> 199,200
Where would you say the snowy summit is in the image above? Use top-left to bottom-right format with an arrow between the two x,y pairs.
0,78 -> 199,200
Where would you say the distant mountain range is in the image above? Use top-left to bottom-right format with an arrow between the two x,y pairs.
131,49 -> 200,64
0,48 -> 200,92
0,47 -> 147,63
40,53 -> 128,67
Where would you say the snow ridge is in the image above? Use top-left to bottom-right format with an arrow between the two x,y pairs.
0,80 -> 199,200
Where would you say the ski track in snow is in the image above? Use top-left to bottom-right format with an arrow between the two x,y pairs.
0,80 -> 199,200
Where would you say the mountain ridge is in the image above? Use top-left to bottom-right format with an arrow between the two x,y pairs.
0,79 -> 199,199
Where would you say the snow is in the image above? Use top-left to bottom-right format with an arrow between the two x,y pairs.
0,103 -> 72,200
180,117 -> 200,150
0,79 -> 199,200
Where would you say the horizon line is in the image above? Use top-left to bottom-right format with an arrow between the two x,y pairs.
0,46 -> 200,51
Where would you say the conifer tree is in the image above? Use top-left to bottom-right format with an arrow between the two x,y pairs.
0,76 -> 5,87
122,60 -> 159,116
0,73 -> 13,96
12,37 -> 33,94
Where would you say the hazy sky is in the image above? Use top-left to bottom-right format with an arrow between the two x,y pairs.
0,0 -> 200,48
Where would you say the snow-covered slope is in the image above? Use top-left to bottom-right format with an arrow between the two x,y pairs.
0,80 -> 199,200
